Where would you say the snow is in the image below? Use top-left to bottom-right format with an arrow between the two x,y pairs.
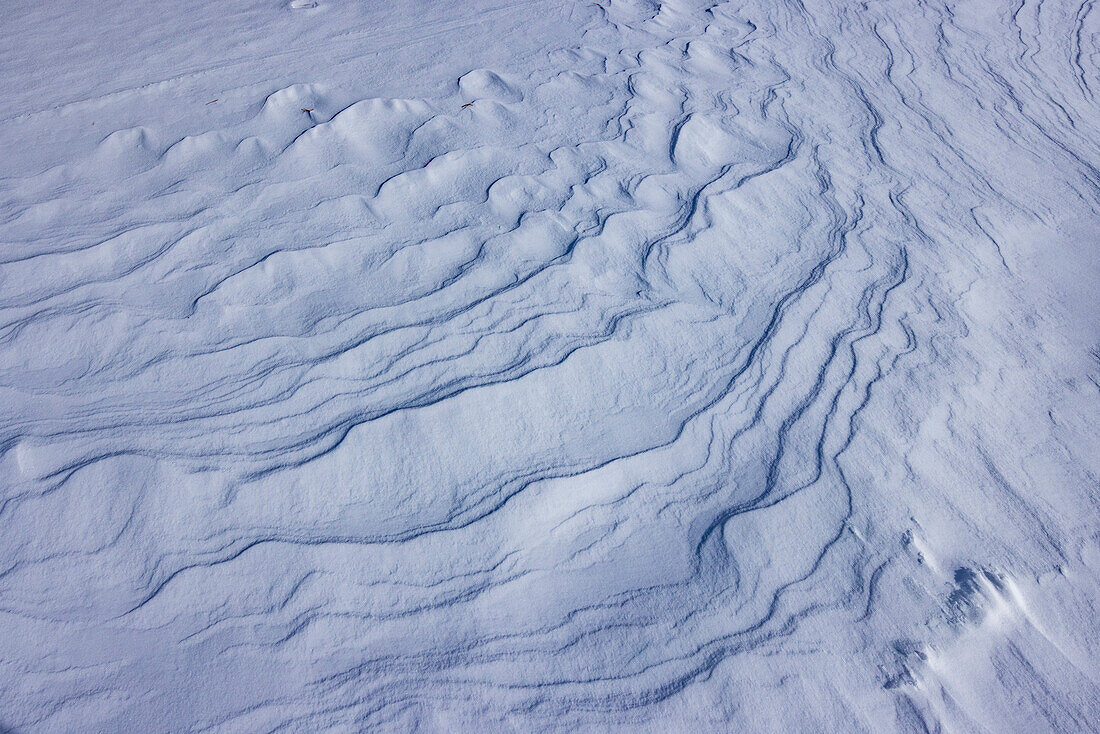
1,0 -> 1098,730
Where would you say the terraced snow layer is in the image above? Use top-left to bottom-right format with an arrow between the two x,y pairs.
1,0 -> 1099,731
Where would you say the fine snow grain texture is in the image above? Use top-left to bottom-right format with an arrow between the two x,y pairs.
1,0 -> 1098,731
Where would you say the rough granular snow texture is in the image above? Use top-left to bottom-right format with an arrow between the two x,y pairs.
0,0 -> 1098,731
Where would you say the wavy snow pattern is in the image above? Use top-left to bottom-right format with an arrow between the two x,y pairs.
0,0 -> 1098,731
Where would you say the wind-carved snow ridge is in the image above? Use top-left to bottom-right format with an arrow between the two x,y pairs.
0,0 -> 1097,731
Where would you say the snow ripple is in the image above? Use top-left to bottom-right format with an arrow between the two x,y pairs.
0,0 -> 1097,731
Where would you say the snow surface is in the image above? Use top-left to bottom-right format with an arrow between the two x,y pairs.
1,0 -> 1098,731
